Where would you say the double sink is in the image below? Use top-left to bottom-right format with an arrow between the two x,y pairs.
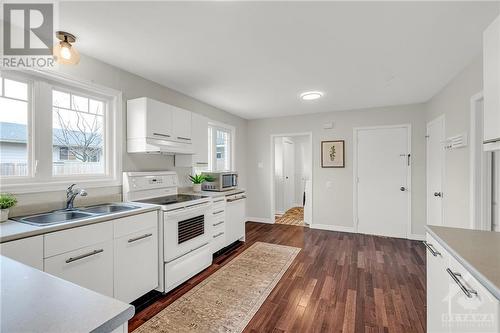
14,203 -> 140,227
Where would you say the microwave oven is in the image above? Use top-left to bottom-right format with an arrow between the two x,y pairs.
201,172 -> 238,191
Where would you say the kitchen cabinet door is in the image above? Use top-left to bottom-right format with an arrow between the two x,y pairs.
147,98 -> 173,140
483,15 -> 500,151
447,256 -> 499,332
175,113 -> 208,167
44,240 -> 114,297
114,226 -> 158,303
425,234 -> 450,333
0,236 -> 43,270
172,107 -> 192,142
225,196 -> 246,246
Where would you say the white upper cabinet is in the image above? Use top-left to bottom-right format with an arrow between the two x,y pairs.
127,97 -> 193,154
483,15 -> 500,151
127,97 -> 173,140
172,107 -> 192,142
175,113 -> 209,167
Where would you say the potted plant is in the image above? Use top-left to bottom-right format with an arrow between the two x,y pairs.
0,193 -> 17,222
189,174 -> 206,192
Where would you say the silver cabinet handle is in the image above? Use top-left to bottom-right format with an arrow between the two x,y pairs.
177,136 -> 191,141
153,132 -> 171,138
446,268 -> 478,298
213,221 -> 224,227
213,232 -> 224,238
128,233 -> 153,243
434,192 -> 443,197
483,137 -> 500,144
423,241 -> 441,257
66,249 -> 103,264
227,196 -> 246,202
213,210 -> 224,215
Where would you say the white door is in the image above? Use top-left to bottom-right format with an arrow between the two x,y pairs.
283,138 -> 295,211
356,126 -> 410,238
427,116 -> 445,226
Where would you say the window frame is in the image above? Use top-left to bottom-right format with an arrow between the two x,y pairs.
208,121 -> 235,172
0,70 -> 122,193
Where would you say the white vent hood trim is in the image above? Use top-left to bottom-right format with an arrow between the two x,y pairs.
127,137 -> 194,155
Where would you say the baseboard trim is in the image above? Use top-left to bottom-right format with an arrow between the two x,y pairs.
246,217 -> 274,224
310,224 -> 355,233
408,234 -> 425,241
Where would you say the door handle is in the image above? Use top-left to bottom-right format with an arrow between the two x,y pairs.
434,192 -> 442,197
400,186 -> 406,192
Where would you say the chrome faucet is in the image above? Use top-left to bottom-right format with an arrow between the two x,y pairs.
66,184 -> 87,210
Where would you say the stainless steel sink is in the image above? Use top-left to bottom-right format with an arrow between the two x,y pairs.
16,211 -> 95,226
80,204 -> 139,215
14,203 -> 140,227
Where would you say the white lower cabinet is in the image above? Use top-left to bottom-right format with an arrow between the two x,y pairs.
0,235 -> 44,270
426,235 -> 450,333
225,195 -> 246,246
426,233 -> 500,333
40,211 -> 160,303
211,199 -> 226,253
44,240 -> 114,297
114,226 -> 158,303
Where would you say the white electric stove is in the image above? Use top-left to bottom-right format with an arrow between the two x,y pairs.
123,171 -> 213,293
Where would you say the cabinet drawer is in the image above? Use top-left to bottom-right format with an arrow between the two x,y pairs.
0,236 -> 44,270
114,226 -> 158,303
165,243 -> 211,292
44,222 -> 113,258
113,211 -> 158,239
211,231 -> 226,253
44,240 -> 113,297
212,198 -> 226,211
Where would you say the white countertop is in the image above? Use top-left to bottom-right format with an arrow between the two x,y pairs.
426,225 -> 500,301
1,256 -> 134,333
0,203 -> 160,243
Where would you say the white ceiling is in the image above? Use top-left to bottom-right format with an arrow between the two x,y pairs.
60,1 -> 499,119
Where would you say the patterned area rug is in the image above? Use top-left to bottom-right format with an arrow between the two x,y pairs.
133,242 -> 300,333
275,207 -> 305,226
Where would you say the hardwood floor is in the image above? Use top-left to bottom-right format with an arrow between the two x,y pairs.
129,222 -> 426,333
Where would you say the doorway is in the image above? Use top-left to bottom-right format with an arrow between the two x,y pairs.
426,115 -> 446,226
354,125 -> 411,238
271,133 -> 313,226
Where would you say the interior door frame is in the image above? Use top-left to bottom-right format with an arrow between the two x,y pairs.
270,132 -> 313,226
353,124 -> 412,238
426,115 -> 446,227
469,91 -> 493,230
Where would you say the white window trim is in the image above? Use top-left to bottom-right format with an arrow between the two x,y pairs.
0,69 -> 122,194
208,120 -> 235,172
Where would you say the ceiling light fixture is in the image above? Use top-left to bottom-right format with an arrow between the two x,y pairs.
300,91 -> 324,101
53,31 -> 80,65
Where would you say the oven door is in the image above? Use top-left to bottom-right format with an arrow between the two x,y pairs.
164,203 -> 210,262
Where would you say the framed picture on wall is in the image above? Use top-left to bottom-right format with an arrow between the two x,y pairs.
321,140 -> 345,168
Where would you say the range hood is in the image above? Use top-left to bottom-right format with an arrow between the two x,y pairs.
127,137 -> 194,155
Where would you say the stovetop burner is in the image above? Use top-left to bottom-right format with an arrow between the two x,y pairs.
136,194 -> 207,206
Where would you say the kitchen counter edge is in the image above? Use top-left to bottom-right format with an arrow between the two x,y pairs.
425,225 -> 500,301
0,203 -> 160,243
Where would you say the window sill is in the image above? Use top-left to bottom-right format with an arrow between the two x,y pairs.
0,177 -> 122,194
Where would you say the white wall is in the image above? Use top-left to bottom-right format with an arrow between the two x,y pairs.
425,56 -> 483,229
9,54 -> 247,216
246,103 -> 427,236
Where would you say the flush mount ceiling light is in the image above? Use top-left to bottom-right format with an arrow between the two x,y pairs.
53,31 -> 80,65
300,91 -> 324,101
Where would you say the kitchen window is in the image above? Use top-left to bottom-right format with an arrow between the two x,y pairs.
208,124 -> 234,172
0,71 -> 122,192
0,76 -> 31,178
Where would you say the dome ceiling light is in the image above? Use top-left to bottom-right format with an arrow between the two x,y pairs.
53,31 -> 80,65
300,91 -> 324,101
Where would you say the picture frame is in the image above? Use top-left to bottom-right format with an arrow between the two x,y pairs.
321,140 -> 345,168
